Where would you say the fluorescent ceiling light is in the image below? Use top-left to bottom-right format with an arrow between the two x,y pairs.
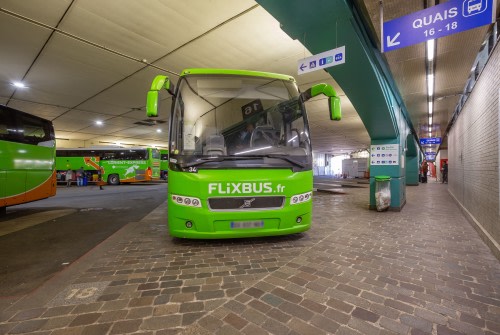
428,116 -> 432,125
428,101 -> 433,114
95,120 -> 103,126
12,81 -> 27,88
427,39 -> 435,61
427,74 -> 434,95
428,126 -> 432,132
156,129 -> 162,133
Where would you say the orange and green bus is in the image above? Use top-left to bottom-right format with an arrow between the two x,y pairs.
1,105 -> 57,214
56,147 -> 161,185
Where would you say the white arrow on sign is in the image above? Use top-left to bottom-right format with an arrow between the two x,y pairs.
386,32 -> 401,47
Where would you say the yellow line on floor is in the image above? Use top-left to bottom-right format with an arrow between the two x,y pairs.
0,209 -> 76,237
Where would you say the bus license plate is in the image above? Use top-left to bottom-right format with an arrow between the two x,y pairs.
230,220 -> 264,229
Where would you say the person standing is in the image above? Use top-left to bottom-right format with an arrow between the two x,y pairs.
97,167 -> 104,190
421,160 -> 428,183
66,169 -> 73,187
442,161 -> 448,183
76,167 -> 84,187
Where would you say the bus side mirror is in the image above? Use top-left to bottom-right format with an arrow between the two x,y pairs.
300,83 -> 341,121
146,75 -> 172,117
147,91 -> 159,117
329,96 -> 341,121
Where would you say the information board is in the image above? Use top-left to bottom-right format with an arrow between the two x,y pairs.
297,46 -> 345,75
370,144 -> 400,166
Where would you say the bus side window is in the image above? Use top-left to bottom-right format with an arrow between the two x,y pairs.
20,114 -> 51,145
0,123 -> 8,138
0,108 -> 19,142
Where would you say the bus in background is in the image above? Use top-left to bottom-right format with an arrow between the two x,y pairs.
146,68 -> 341,238
0,105 -> 57,214
160,149 -> 169,180
56,147 -> 161,185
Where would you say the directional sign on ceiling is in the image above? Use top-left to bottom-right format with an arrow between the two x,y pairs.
425,152 -> 437,161
383,0 -> 496,52
420,137 -> 442,145
297,46 -> 345,75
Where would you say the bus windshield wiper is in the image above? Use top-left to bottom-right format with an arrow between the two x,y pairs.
179,154 -> 305,168
257,154 -> 306,168
180,156 -> 257,168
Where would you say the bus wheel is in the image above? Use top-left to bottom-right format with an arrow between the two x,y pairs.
107,174 -> 120,185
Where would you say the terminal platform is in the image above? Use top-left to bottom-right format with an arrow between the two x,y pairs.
0,178 -> 499,335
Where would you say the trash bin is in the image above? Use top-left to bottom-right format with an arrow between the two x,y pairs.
375,175 -> 391,211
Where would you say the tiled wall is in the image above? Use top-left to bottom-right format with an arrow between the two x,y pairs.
448,42 -> 500,258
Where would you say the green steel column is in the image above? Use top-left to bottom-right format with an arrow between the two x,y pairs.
257,0 -> 416,210
406,134 -> 420,186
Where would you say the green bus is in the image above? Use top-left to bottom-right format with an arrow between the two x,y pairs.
56,147 -> 161,185
0,105 -> 57,214
160,149 -> 169,180
147,69 -> 341,239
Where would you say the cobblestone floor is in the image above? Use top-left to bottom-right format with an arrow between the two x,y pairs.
0,180 -> 499,335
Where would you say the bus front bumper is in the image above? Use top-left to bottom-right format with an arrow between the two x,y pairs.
167,201 -> 312,239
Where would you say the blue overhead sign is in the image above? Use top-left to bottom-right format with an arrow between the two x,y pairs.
383,0 -> 496,52
420,137 -> 442,145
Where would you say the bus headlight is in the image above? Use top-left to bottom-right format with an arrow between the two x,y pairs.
171,194 -> 202,208
290,191 -> 312,205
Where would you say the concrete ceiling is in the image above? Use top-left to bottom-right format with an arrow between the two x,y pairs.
0,0 -> 496,155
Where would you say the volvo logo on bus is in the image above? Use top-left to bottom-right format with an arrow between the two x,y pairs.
240,198 -> 256,208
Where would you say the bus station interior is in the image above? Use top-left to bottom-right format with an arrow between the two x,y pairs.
1,1 -> 500,334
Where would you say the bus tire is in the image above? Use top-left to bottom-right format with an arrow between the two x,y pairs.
107,174 -> 120,185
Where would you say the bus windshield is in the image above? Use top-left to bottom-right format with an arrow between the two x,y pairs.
170,74 -> 311,170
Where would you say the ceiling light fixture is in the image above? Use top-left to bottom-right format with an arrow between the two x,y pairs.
426,39 -> 435,61
12,81 -> 27,88
427,74 -> 434,95
425,38 -> 436,142
156,129 -> 162,133
95,120 -> 103,126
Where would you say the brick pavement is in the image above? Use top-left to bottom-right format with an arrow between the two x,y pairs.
0,180 -> 499,334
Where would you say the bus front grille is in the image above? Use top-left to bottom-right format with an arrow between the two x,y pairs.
208,196 -> 285,211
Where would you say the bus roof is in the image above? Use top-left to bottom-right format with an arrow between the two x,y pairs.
1,104 -> 52,122
180,69 -> 295,82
